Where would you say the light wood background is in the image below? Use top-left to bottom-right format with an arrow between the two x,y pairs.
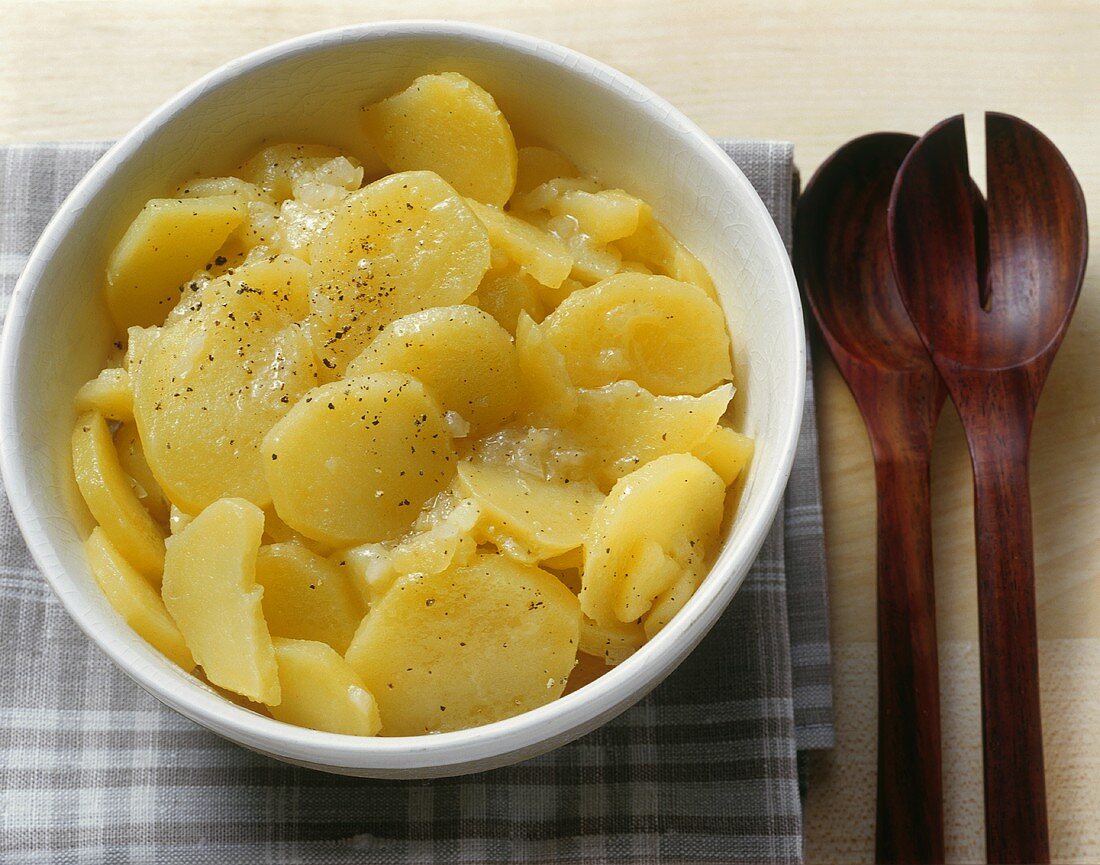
2,1 -> 1097,861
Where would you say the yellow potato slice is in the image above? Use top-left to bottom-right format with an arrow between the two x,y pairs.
345,553 -> 580,735
221,254 -> 311,320
580,453 -> 724,626
167,253 -> 311,325
262,373 -> 456,546
72,411 -> 166,580
176,175 -> 272,204
106,196 -> 245,330
308,170 -> 490,372
465,199 -> 573,290
362,72 -> 517,207
511,146 -> 578,202
457,461 -> 603,563
84,527 -> 194,670
162,497 -> 280,705
113,420 -> 170,525
644,564 -> 707,640
175,178 -> 274,269
515,312 -> 577,425
542,273 -> 732,396
514,176 -> 602,214
540,213 -> 623,286
131,285 -> 318,513
335,495 -> 481,603
476,265 -> 545,334
255,541 -> 364,653
75,367 -> 132,421
345,305 -> 521,434
578,616 -> 646,666
269,638 -> 381,736
571,381 -> 733,484
548,189 -> 647,245
614,213 -> 717,300
238,143 -> 363,202
692,425 -> 755,487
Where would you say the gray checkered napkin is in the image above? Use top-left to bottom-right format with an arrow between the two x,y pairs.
0,140 -> 832,865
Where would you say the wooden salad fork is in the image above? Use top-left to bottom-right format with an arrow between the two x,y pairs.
795,133 -> 946,864
889,112 -> 1088,864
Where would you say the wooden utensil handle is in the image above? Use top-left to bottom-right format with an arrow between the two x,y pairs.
970,434 -> 1049,864
873,451 -> 944,864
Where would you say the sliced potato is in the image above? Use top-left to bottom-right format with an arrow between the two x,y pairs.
113,420 -> 170,525
162,497 -> 280,705
335,496 -> 481,602
692,425 -> 754,487
543,213 -> 623,285
72,411 -> 166,580
131,284 -> 318,513
571,381 -> 733,484
542,273 -> 732,396
84,527 -> 193,670
175,176 -> 274,267
644,563 -> 707,640
457,461 -> 603,563
465,199 -> 572,290
269,638 -> 381,735
75,367 -> 132,421
578,615 -> 646,666
176,175 -> 272,204
308,170 -> 490,372
262,373 -> 456,546
580,453 -> 724,626
362,72 -> 517,206
515,312 -> 577,425
614,213 -> 717,299
345,553 -> 580,735
345,305 -> 521,434
255,541 -> 364,653
511,146 -> 578,202
548,189 -> 647,245
238,143 -> 363,202
476,265 -> 545,334
514,176 -> 601,214
106,196 -> 245,330
219,254 -> 311,320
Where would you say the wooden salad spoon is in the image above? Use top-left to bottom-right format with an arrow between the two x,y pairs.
888,113 -> 1088,865
794,133 -> 946,864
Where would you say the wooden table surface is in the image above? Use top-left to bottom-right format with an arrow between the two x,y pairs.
3,1 -> 1098,861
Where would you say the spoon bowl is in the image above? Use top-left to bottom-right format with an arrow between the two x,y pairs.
798,133 -> 929,372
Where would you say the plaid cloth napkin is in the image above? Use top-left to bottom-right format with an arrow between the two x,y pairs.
0,140 -> 832,865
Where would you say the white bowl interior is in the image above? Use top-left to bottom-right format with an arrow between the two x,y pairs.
1,22 -> 804,777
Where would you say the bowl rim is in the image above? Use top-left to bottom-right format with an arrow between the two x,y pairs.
0,19 -> 805,772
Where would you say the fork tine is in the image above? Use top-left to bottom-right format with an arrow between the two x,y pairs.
888,116 -> 986,348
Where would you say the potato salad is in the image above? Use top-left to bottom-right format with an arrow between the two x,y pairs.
72,72 -> 753,736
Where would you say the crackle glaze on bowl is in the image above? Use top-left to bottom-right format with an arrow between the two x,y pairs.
0,21 -> 805,777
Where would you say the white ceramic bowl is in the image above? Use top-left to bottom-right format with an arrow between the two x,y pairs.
0,21 -> 804,777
